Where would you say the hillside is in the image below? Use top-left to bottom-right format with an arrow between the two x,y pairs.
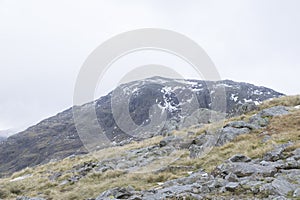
0,77 -> 284,177
0,95 -> 299,200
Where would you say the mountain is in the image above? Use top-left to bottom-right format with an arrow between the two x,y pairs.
0,95 -> 299,200
0,77 -> 284,176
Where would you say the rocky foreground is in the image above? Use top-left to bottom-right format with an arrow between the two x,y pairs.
0,96 -> 300,200
76,106 -> 300,200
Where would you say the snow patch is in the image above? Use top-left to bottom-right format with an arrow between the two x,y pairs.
253,90 -> 263,95
230,94 -> 239,102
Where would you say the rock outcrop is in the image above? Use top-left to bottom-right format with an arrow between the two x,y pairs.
94,146 -> 300,200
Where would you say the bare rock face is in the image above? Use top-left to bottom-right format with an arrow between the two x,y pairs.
0,77 -> 284,176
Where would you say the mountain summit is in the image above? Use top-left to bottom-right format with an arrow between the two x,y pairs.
0,77 -> 284,176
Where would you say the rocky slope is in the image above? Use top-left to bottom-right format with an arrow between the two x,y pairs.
0,77 -> 284,176
0,95 -> 299,200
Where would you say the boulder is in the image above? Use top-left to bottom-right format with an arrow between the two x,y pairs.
224,121 -> 257,130
225,172 -> 239,182
260,106 -> 289,117
263,143 -> 292,162
224,182 -> 240,192
249,114 -> 269,127
249,106 -> 289,128
229,154 -> 251,163
230,102 -> 258,116
293,188 -> 300,197
217,162 -> 277,178
96,186 -> 134,200
16,197 -> 46,200
270,178 -> 296,196
216,126 -> 250,146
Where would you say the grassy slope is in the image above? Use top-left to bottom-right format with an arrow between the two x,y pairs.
0,95 -> 299,200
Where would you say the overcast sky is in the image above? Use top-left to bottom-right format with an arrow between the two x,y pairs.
0,0 -> 299,134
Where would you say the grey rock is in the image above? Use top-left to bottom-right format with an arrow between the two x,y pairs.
270,196 -> 289,200
178,139 -> 194,149
218,162 -> 277,177
216,126 -> 250,146
224,121 -> 257,130
260,106 -> 289,117
48,172 -> 62,181
187,131 -> 196,137
293,188 -> 300,197
261,135 -> 272,143
249,106 -> 289,128
128,195 -> 142,200
244,180 -> 263,194
224,182 -> 240,192
188,133 -> 219,158
230,102 -> 258,117
208,178 -> 227,189
193,133 -> 209,146
68,175 -> 81,183
249,114 -> 269,127
96,186 -> 134,200
16,197 -> 46,200
96,165 -> 114,173
189,144 -> 204,159
225,172 -> 239,182
271,178 -> 295,196
279,169 -> 300,185
180,108 -> 225,128
263,143 -> 292,162
229,154 -> 251,163
292,148 -> 300,160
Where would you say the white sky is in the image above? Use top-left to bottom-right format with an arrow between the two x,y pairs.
0,0 -> 299,133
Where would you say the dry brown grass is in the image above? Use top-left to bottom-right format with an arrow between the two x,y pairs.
260,95 -> 300,110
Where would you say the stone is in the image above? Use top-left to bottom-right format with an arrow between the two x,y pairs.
249,106 -> 289,128
189,144 -> 204,159
225,172 -> 239,182
263,143 -> 292,162
224,121 -> 257,130
249,114 -> 269,127
216,126 -> 250,146
262,135 -> 272,143
48,172 -> 62,181
224,182 -> 239,192
128,195 -> 142,200
293,188 -> 300,197
229,154 -> 251,162
271,178 -> 295,196
95,187 -> 134,200
260,106 -> 289,117
218,162 -> 277,178
178,139 -> 194,149
271,196 -> 289,200
231,102 -> 258,116
16,197 -> 46,200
